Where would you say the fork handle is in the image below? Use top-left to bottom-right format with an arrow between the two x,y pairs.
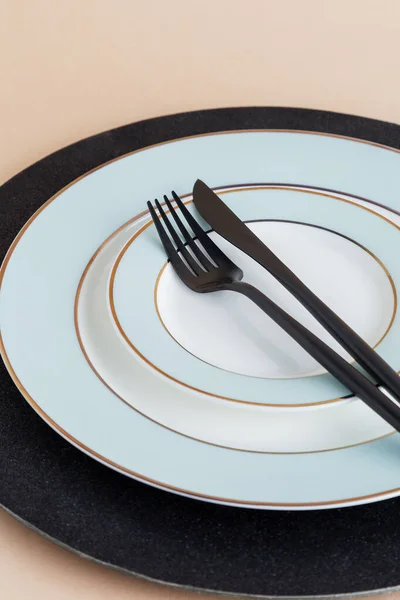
224,281 -> 400,431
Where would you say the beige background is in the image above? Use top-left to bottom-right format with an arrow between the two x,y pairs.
1,0 -> 400,598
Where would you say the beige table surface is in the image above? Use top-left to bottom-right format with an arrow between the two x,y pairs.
1,0 -> 400,598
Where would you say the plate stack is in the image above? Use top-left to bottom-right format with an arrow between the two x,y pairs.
1,107 -> 400,598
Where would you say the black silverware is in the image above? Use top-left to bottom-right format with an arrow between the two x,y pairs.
193,179 -> 400,403
148,191 -> 400,432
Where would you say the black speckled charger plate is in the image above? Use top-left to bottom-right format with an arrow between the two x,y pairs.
1,107 -> 400,598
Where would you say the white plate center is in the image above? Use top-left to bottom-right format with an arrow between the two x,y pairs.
156,221 -> 395,379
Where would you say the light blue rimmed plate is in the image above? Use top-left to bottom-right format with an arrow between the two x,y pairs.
1,130 -> 400,509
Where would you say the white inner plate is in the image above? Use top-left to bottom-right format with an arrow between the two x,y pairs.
157,222 -> 390,379
2,130 -> 400,509
76,194 -> 395,453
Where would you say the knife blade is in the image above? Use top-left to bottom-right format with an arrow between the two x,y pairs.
192,178 -> 400,401
193,179 -> 292,276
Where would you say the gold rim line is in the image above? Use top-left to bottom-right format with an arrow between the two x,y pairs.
74,188 -> 395,456
109,185 -> 399,408
153,222 -> 397,383
1,129 -> 400,507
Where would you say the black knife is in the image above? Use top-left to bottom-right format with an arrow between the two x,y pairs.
192,179 -> 400,401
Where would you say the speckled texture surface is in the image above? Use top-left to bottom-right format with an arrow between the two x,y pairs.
1,107 -> 400,598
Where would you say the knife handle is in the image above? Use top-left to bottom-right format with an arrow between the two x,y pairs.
262,255 -> 400,400
224,281 -> 400,431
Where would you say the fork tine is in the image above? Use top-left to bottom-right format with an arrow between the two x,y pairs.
154,199 -> 202,276
147,202 -> 191,280
147,201 -> 193,281
163,195 -> 214,272
147,201 -> 176,261
171,191 -> 231,266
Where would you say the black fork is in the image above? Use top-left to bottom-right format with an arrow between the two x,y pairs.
148,192 -> 400,432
